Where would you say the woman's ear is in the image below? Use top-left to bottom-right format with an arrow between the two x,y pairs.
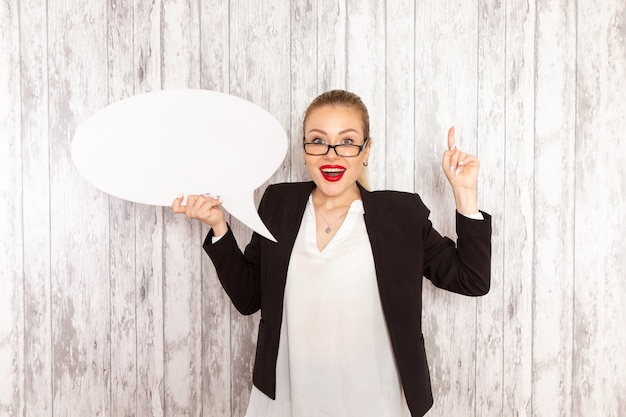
363,138 -> 372,160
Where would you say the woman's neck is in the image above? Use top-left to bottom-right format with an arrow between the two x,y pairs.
312,184 -> 361,210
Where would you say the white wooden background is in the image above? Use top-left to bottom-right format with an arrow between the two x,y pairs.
1,0 -> 625,416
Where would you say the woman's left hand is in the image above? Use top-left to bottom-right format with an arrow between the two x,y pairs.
442,126 -> 480,188
441,127 -> 480,214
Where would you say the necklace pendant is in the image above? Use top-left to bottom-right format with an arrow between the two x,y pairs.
325,226 -> 332,233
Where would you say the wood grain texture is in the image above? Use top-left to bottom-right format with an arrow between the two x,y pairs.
533,1 -> 576,415
289,0 -> 317,183
574,1 -> 626,416
107,1 -> 138,416
135,205 -> 166,417
47,0 -> 111,415
19,0 -> 52,415
475,0 -> 506,415
2,1 -> 626,416
317,0 -> 347,92
503,1 -> 536,416
385,0 -> 415,192
0,0 -> 24,415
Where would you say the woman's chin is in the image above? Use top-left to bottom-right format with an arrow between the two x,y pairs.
312,180 -> 359,200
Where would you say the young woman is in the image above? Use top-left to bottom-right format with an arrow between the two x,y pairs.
172,90 -> 491,417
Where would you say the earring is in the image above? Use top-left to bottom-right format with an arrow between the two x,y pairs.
363,161 -> 368,167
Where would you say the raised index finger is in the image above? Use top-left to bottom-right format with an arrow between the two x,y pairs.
448,126 -> 456,150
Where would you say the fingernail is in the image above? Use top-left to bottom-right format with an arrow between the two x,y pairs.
450,143 -> 457,151
455,168 -> 461,176
450,165 -> 455,172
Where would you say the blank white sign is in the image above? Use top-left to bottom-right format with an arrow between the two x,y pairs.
71,89 -> 288,242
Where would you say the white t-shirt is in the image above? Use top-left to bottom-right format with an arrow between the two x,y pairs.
244,196 -> 411,417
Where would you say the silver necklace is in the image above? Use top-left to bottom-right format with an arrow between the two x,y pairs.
316,206 -> 349,233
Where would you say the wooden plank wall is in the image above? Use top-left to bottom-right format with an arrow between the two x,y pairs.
1,1 -> 625,416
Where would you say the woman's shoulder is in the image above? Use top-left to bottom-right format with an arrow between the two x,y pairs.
265,181 -> 314,192
364,188 -> 424,204
258,181 -> 314,208
366,188 -> 417,198
362,188 -> 430,218
263,181 -> 314,200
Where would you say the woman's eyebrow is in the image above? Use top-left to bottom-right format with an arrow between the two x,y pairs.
306,128 -> 359,135
306,128 -> 327,135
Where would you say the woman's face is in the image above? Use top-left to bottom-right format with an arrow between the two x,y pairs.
303,105 -> 370,199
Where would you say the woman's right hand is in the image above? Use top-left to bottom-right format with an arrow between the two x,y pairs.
171,194 -> 228,236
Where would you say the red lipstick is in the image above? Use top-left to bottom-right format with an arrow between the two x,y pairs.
320,165 -> 346,182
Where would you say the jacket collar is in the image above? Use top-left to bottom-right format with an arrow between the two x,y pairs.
357,182 -> 385,250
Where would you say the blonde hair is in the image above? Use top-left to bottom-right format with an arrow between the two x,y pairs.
303,90 -> 372,190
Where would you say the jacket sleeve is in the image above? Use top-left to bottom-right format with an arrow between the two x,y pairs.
421,201 -> 492,296
202,190 -> 272,315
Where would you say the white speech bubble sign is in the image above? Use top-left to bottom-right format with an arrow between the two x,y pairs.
71,89 -> 288,242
